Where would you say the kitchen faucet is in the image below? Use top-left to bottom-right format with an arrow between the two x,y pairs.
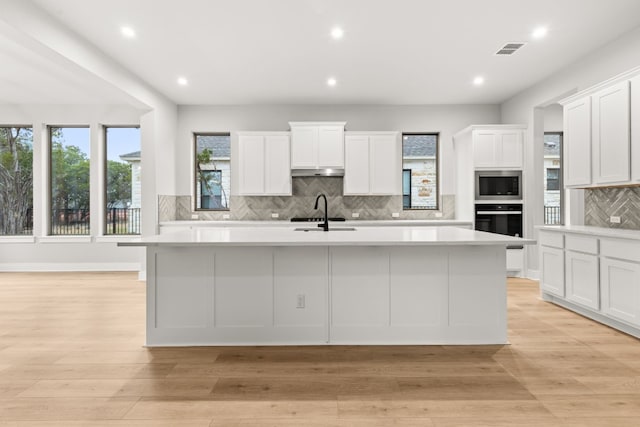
314,194 -> 329,231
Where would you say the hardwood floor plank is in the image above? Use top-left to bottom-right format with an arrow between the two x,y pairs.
123,400 -> 338,420
0,397 -> 138,421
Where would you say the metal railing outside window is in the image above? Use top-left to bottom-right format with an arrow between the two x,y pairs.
105,208 -> 141,235
51,209 -> 90,235
544,206 -> 561,225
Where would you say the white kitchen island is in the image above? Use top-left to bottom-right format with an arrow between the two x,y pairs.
120,226 -> 534,346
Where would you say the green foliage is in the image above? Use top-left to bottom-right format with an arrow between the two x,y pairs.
107,161 -> 132,208
50,141 -> 90,211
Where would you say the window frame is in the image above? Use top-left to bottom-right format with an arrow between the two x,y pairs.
543,131 -> 564,225
103,125 -> 141,235
48,125 -> 91,236
401,132 -> 440,211
546,167 -> 560,191
194,132 -> 231,211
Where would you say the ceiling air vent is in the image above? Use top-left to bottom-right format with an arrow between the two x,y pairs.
495,42 -> 526,56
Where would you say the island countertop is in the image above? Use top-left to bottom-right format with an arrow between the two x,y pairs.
120,226 -> 535,247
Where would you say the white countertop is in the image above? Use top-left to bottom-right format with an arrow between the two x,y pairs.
538,225 -> 640,241
121,226 -> 534,247
159,219 -> 473,227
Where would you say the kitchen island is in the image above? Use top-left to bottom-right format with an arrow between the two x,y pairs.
121,226 -> 534,346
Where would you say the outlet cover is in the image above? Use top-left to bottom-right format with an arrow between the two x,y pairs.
610,216 -> 621,224
391,212 -> 400,218
435,212 -> 443,218
351,212 -> 360,218
222,214 -> 230,220
191,214 -> 199,220
296,294 -> 305,309
271,213 -> 279,218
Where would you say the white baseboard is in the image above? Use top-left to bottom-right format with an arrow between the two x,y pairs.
0,262 -> 141,272
526,269 -> 539,280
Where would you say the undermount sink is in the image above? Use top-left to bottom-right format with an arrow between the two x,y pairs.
294,227 -> 357,232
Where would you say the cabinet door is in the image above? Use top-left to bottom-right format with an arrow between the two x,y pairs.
265,135 -> 291,195
473,131 -> 497,168
600,257 -> 640,327
565,250 -> 599,310
498,131 -> 523,168
343,135 -> 370,195
631,75 -> 640,182
564,97 -> 592,187
592,81 -> 630,185
238,135 -> 265,195
291,127 -> 316,168
370,134 -> 400,195
540,246 -> 565,297
317,126 -> 344,168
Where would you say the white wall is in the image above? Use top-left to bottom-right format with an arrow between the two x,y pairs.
176,104 -> 501,199
0,104 -> 145,271
500,25 -> 640,278
544,104 -> 563,132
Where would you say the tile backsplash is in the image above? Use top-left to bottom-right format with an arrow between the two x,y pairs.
585,186 -> 640,229
159,177 -> 455,222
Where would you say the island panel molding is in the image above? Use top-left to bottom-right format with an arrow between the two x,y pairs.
122,226 -> 533,346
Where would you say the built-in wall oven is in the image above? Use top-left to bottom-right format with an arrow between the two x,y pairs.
475,170 -> 522,200
475,203 -> 523,249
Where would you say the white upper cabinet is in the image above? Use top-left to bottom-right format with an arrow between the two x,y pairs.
344,132 -> 400,195
289,122 -> 346,169
592,81 -> 630,185
472,129 -> 523,169
560,66 -> 640,188
632,74 -> 640,183
563,97 -> 592,187
237,132 -> 291,196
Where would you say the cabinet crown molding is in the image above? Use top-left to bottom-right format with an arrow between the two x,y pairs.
453,124 -> 527,140
289,121 -> 346,128
559,65 -> 640,105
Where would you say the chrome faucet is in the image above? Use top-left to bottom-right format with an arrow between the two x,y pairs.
314,194 -> 329,232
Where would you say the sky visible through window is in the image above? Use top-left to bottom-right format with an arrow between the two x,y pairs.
57,127 -> 139,161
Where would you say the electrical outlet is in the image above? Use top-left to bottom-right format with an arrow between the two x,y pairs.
191,214 -> 199,220
222,214 -> 230,220
351,212 -> 360,218
391,212 -> 400,218
435,212 -> 443,218
610,216 -> 621,224
271,213 -> 279,219
296,294 -> 305,309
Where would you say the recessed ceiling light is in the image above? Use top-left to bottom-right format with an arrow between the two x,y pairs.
532,26 -> 548,39
473,76 -> 485,86
120,26 -> 136,38
177,77 -> 188,86
327,77 -> 337,87
331,27 -> 344,39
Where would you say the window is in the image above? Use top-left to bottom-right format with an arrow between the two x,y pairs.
402,133 -> 439,210
50,126 -> 90,235
195,133 -> 230,210
0,127 -> 33,235
543,132 -> 563,225
105,127 -> 141,235
546,168 -> 560,191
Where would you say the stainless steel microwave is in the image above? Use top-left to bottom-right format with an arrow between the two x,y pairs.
475,171 -> 522,200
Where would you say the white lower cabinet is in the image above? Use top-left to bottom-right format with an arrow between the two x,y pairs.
540,246 -> 564,297
600,257 -> 640,327
538,228 -> 640,338
565,250 -> 599,310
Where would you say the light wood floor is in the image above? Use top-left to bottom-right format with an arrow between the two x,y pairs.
1,273 -> 640,426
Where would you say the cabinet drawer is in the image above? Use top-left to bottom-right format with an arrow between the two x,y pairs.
601,238 -> 640,262
565,234 -> 598,254
539,231 -> 564,249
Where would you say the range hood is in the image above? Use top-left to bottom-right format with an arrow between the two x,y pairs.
291,168 -> 344,177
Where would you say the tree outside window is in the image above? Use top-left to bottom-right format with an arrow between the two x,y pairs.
0,127 -> 33,235
50,127 -> 90,235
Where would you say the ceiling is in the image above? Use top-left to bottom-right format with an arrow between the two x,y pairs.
3,0 -> 640,106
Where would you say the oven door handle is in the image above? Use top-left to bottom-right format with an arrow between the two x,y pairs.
476,211 -> 522,215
